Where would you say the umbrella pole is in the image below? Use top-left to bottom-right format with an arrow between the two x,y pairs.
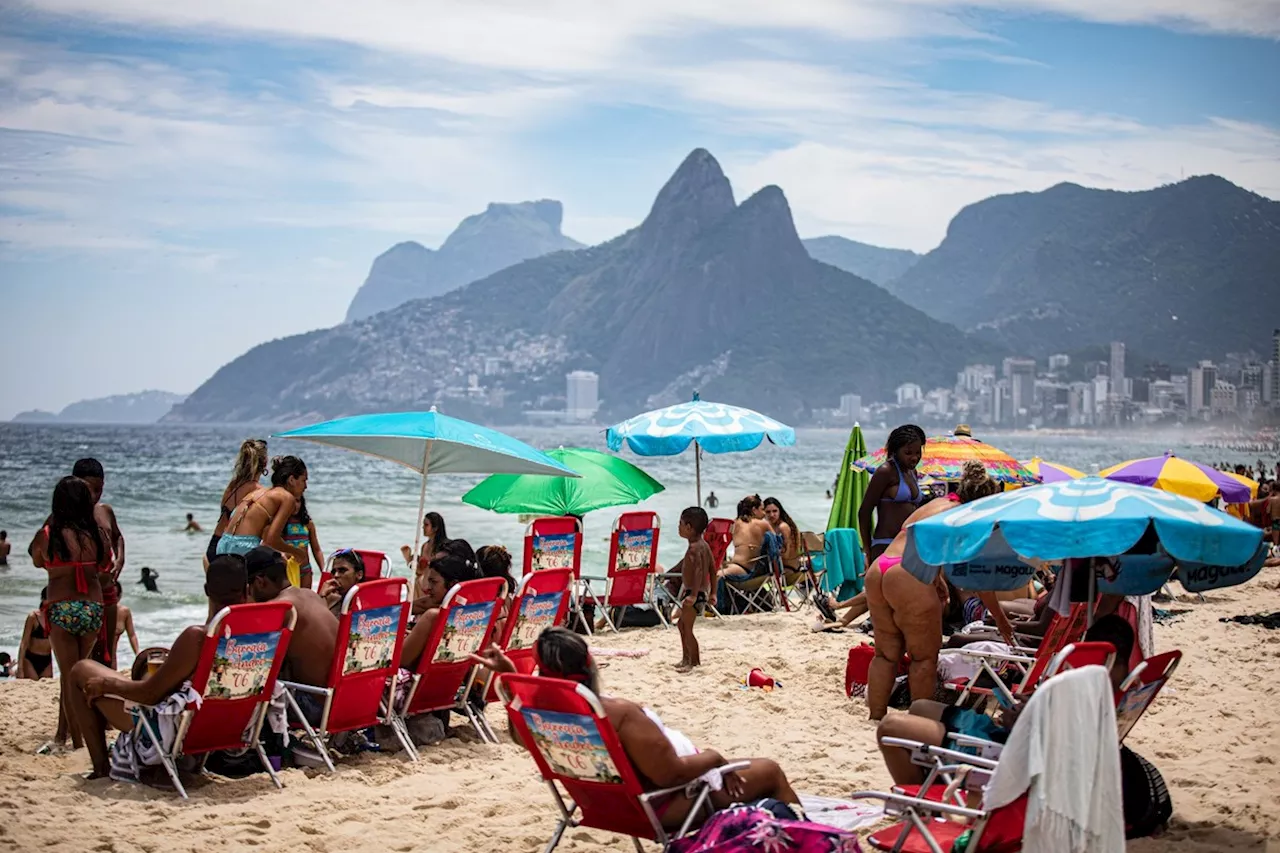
411,442 -> 433,571
695,440 -> 702,507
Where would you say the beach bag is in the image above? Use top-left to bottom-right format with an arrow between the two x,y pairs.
1121,746 -> 1172,839
845,645 -> 874,697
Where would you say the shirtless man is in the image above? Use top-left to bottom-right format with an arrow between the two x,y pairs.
73,459 -> 125,669
0,530 -> 10,565
67,554 -> 250,779
719,495 -> 770,582
1250,486 -> 1280,547
243,546 -> 337,721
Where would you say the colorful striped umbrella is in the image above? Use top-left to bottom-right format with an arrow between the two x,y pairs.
1224,471 -> 1259,500
852,435 -> 1038,485
1026,457 -> 1085,483
1099,452 -> 1251,504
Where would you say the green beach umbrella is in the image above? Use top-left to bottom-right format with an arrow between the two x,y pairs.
461,447 -> 664,517
828,423 -> 869,532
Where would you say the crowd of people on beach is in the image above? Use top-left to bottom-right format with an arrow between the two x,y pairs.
5,426 -> 1273,847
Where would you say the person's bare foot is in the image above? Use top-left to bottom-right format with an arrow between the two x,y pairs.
675,663 -> 694,674
83,769 -> 110,780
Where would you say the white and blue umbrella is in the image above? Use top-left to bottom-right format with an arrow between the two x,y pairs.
902,477 -> 1266,595
275,409 -> 578,553
605,393 -> 796,504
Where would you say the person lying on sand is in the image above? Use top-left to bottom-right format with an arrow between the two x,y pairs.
243,547 -> 337,724
470,626 -> 803,829
67,554 -> 250,779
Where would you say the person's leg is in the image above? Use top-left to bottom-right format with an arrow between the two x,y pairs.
67,659 -> 134,777
865,569 -> 904,721
101,603 -> 118,669
884,570 -> 944,703
837,592 -> 869,626
708,758 -> 799,809
689,610 -> 700,667
49,622 -> 98,748
876,704 -> 947,786
999,599 -> 1036,619
21,656 -> 39,679
676,602 -> 693,670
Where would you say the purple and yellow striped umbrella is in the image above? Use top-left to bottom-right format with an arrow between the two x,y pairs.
1099,451 -> 1251,503
1026,457 -> 1085,484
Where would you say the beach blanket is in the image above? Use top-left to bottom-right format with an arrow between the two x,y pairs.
1220,611 -> 1280,629
668,804 -> 863,852
821,528 -> 865,601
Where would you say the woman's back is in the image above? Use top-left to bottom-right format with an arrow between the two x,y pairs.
43,526 -> 106,603
225,487 -> 288,537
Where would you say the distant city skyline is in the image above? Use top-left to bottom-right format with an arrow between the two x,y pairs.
2,3 -> 1279,419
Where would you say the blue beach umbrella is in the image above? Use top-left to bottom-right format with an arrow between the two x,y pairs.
901,477 -> 1267,596
605,393 -> 796,504
275,409 -> 578,554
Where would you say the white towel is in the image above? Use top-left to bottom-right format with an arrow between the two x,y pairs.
643,707 -> 724,793
1126,595 -> 1155,659
983,666 -> 1124,853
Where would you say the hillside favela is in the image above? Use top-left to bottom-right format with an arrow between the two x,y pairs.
2,4 -> 1279,853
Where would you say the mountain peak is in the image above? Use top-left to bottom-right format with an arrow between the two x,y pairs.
637,149 -> 736,249
732,185 -> 806,258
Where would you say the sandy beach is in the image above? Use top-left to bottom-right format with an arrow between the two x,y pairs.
2,573 -> 1277,853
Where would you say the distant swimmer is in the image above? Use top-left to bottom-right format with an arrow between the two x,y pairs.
183,513 -> 203,533
0,530 -> 9,565
704,491 -> 719,509
137,566 -> 159,593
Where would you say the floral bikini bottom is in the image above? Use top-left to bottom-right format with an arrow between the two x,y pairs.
46,600 -> 105,637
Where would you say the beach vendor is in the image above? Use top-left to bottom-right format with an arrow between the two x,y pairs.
470,627 -> 803,830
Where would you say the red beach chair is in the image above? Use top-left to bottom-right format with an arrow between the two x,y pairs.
591,511 -> 660,633
395,576 -> 506,750
121,600 -> 296,799
472,567 -> 574,710
496,673 -> 749,852
525,516 -> 602,634
282,577 -> 411,771
946,602 -> 1090,706
1115,650 -> 1181,743
703,517 -> 733,569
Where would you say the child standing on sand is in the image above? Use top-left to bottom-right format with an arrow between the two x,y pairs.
674,507 -> 712,673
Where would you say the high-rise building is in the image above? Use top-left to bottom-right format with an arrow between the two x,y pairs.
1210,380 -> 1237,415
839,393 -> 862,423
1189,361 -> 1217,413
1048,354 -> 1071,372
1265,363 -> 1274,404
1272,330 -> 1280,404
1002,358 -> 1036,425
565,370 -> 599,421
1109,342 -> 1126,398
896,383 -> 923,405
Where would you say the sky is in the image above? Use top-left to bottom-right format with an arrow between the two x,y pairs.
1,1 -> 1278,420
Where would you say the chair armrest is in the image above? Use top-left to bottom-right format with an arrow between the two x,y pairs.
640,761 -> 752,800
880,736 -> 1000,770
850,789 -> 986,819
951,648 -> 1034,665
279,680 -> 329,696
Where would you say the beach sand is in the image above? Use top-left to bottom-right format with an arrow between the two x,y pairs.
2,574 -> 1278,852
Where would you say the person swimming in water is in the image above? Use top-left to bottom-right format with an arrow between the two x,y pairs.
183,513 -> 202,533
137,566 -> 159,593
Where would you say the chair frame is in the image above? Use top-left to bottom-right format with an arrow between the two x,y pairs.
395,576 -> 507,749
496,673 -> 748,853
591,511 -> 661,634
282,577 -> 412,771
124,601 -> 297,799
946,602 -> 1090,706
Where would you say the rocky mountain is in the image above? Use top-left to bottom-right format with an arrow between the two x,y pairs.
167,149 -> 1003,424
13,391 -> 186,424
344,200 -> 583,322
802,236 -> 919,287
890,176 -> 1280,361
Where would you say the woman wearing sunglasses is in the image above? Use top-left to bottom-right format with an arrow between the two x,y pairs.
319,549 -> 365,616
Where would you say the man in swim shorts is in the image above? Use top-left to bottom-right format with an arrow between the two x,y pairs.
73,459 -> 125,669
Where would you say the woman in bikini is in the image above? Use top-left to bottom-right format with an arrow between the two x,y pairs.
216,455 -> 309,566
17,588 -> 54,679
762,497 -> 802,573
283,493 -> 324,590
469,627 -> 802,829
858,424 -> 927,562
863,461 -> 1015,720
27,476 -> 113,745
205,439 -> 267,567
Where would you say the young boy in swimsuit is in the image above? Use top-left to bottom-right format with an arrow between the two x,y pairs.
673,507 -> 712,673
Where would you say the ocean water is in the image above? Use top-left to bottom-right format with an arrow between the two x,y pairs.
0,422 -> 1266,670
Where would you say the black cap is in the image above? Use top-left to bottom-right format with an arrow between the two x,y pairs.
245,546 -> 286,581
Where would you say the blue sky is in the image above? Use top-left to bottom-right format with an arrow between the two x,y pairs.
1,0 -> 1278,419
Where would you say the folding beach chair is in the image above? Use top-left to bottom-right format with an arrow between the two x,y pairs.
469,567 -> 574,721
788,531 -> 827,611
856,666 -> 1120,852
944,602 -> 1090,706
1115,650 -> 1181,742
721,531 -> 786,615
317,548 -> 389,590
497,673 -> 749,853
117,601 -> 296,799
282,577 -> 411,771
525,516 -> 603,634
395,576 -> 506,748
590,511 -> 660,634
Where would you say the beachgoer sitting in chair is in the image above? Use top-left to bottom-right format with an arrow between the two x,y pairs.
718,495 -> 771,584
471,626 -> 803,829
319,549 -> 365,617
401,544 -> 479,670
66,554 -> 250,779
